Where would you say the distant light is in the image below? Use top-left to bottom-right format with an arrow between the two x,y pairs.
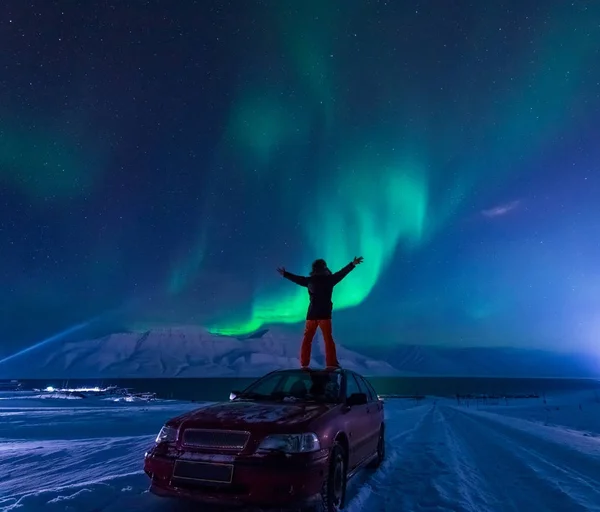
42,385 -> 104,393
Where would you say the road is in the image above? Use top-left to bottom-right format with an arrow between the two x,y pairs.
3,397 -> 600,512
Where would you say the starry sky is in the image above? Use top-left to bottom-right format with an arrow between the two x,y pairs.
1,0 -> 600,359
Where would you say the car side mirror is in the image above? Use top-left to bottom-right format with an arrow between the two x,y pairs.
230,390 -> 242,401
346,392 -> 368,407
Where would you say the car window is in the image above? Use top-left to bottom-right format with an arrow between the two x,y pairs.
351,373 -> 369,399
243,373 -> 285,396
361,376 -> 378,401
357,375 -> 374,402
311,373 -> 342,403
280,375 -> 312,395
345,373 -> 361,398
242,371 -> 342,403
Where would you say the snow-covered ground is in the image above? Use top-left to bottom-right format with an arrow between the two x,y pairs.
2,389 -> 600,512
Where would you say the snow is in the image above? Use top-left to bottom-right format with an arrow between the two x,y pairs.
361,344 -> 600,378
188,401 -> 329,426
2,325 -> 598,380
0,326 -> 399,379
3,389 -> 600,511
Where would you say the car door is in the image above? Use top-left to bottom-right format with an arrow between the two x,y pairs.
356,374 -> 382,455
343,372 -> 372,469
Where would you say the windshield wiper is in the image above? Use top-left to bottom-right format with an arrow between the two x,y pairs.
235,391 -> 270,400
267,391 -> 337,403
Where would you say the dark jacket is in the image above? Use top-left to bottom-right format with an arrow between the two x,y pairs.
283,262 -> 356,320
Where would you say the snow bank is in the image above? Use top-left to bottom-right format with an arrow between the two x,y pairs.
472,388 -> 600,437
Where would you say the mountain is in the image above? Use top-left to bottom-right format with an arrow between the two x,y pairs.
2,325 -> 597,379
0,326 -> 400,379
358,344 -> 600,378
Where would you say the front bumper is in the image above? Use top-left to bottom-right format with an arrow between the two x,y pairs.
144,446 -> 329,507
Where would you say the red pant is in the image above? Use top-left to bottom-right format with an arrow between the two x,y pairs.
300,319 -> 339,368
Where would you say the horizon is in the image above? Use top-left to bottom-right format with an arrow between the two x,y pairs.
2,323 -> 599,381
3,322 -> 599,355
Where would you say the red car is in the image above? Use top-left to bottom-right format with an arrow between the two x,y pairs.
144,367 -> 385,511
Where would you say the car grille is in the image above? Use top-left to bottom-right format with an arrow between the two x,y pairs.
181,429 -> 250,452
172,460 -> 233,484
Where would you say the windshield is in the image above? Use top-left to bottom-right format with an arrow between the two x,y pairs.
237,370 -> 342,404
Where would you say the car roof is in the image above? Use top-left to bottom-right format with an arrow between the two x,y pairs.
262,368 -> 346,381
271,367 -> 344,375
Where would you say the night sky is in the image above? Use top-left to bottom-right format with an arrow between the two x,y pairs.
2,1 -> 600,359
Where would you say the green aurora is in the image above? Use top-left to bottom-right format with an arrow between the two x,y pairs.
200,2 -> 600,336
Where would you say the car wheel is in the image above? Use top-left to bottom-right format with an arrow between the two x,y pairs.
367,425 -> 385,469
315,442 -> 347,512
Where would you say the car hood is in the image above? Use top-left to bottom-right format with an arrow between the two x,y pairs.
178,400 -> 334,430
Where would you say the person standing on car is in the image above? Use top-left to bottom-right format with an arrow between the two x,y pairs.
276,256 -> 364,369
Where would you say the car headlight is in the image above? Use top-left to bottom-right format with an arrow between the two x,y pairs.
155,425 -> 177,444
257,433 -> 320,453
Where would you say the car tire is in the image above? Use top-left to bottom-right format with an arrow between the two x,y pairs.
367,425 -> 385,469
314,442 -> 347,512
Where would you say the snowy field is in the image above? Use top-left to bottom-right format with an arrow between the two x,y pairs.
2,390 -> 600,511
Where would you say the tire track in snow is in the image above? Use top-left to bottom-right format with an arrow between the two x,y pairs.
448,407 -> 600,512
345,404 -> 471,512
433,407 -> 499,512
344,403 -> 432,510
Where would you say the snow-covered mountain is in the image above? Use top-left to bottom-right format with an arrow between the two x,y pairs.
0,326 -> 400,379
1,325 -> 598,379
359,344 -> 600,379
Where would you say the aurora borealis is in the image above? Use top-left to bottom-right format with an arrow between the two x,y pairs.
2,1 -> 600,358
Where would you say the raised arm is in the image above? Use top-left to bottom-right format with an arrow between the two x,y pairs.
277,267 -> 309,287
331,256 -> 364,285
